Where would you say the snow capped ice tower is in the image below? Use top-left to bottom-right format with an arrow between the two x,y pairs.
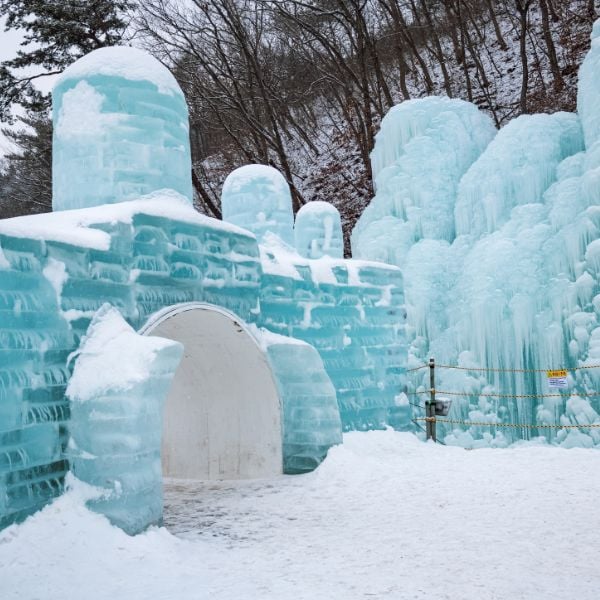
52,46 -> 193,211
221,164 -> 295,245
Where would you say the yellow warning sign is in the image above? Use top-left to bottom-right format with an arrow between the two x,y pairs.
546,369 -> 568,389
546,370 -> 567,378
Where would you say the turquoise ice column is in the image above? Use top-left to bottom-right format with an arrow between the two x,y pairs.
52,46 -> 193,211
295,201 -> 344,259
221,165 -> 294,245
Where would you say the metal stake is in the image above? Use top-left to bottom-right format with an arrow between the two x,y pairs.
427,357 -> 436,442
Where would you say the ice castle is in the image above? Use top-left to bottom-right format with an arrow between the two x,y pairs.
0,47 -> 406,533
3,21 -> 600,534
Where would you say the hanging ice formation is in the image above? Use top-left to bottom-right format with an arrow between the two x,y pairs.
0,46 -> 405,532
353,22 -> 600,448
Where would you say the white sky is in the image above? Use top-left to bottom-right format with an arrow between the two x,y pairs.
0,16 -> 59,159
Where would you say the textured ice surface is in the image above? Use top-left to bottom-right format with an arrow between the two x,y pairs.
221,165 -> 294,245
455,113 -> 583,237
0,239 -> 73,527
352,96 -> 496,265
258,234 -> 407,431
249,326 -> 342,473
67,306 -> 183,534
352,24 -> 600,447
294,201 -> 343,259
52,47 -> 192,211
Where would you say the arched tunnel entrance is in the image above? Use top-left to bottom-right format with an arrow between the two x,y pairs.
140,303 -> 283,480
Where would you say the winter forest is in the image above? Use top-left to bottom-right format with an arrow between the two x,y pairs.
0,1 -> 597,251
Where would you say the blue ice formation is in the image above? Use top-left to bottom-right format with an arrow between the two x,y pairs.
67,305 -> 183,533
352,96 -> 496,265
52,47 -> 192,211
353,23 -> 600,448
0,47 -> 406,532
251,327 -> 342,474
258,234 -> 406,431
294,201 -> 344,259
221,164 -> 294,245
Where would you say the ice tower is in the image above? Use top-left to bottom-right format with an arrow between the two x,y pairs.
52,46 -> 193,211
221,164 -> 294,245
294,201 -> 344,259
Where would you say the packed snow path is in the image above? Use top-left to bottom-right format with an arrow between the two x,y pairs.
2,431 -> 600,600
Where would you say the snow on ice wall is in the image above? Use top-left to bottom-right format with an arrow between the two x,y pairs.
353,23 -> 600,448
67,306 -> 183,534
52,47 -> 192,211
221,165 -> 295,245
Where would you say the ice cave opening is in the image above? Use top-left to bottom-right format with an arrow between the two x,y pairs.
140,303 -> 283,481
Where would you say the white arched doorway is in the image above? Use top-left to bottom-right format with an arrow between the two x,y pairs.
140,303 -> 283,480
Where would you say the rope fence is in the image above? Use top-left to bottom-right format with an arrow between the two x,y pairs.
407,363 -> 600,373
406,358 -> 600,443
414,417 -> 600,430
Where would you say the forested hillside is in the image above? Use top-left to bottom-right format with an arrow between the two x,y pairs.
0,1 -> 597,251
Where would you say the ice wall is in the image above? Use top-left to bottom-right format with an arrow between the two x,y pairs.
222,165 -> 294,245
0,235 -> 73,528
0,194 -> 351,528
252,327 -> 342,473
259,235 -> 406,431
353,23 -> 600,447
52,47 -> 192,211
67,306 -> 183,534
295,201 -> 344,259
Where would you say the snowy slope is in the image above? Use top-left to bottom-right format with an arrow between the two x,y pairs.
1,430 -> 599,600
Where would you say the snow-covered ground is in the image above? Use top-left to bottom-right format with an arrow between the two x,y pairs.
2,430 -> 599,600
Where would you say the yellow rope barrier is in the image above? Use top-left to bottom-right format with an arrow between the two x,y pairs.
410,389 -> 600,399
414,417 -> 600,429
407,363 -> 600,373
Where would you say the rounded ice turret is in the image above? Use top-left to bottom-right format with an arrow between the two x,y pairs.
294,201 -> 343,259
52,46 -> 192,212
221,164 -> 294,245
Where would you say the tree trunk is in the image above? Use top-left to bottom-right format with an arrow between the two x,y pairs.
539,0 -> 564,91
